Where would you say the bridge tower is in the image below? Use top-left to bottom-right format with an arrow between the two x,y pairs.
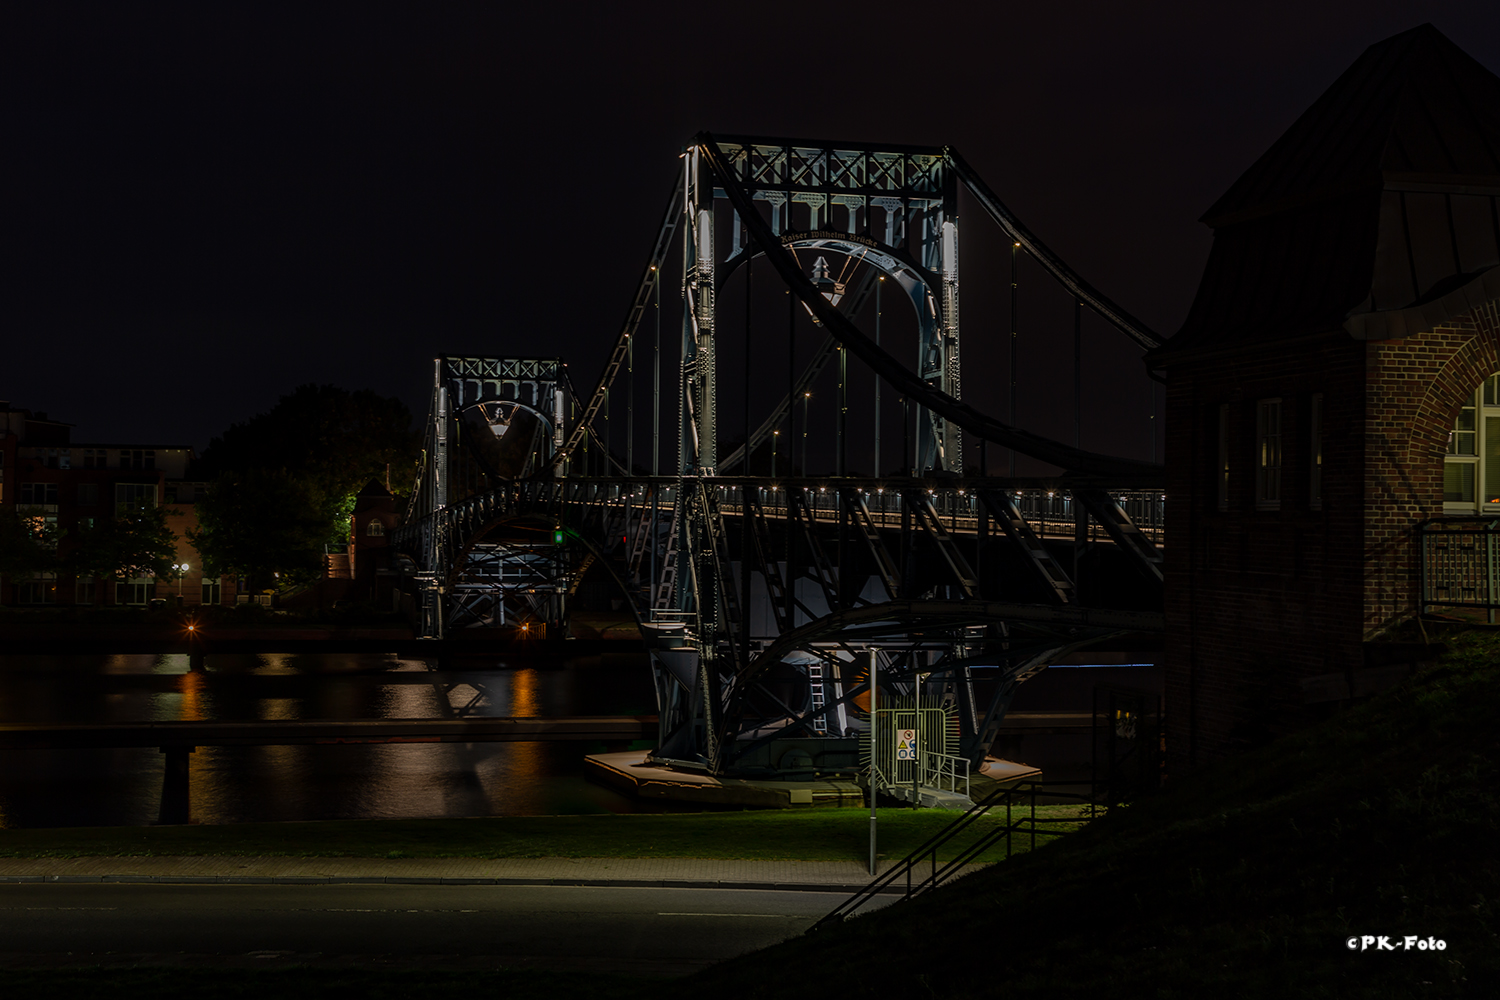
412,356 -> 568,639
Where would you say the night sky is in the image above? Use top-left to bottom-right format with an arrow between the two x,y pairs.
9,3 -> 1500,470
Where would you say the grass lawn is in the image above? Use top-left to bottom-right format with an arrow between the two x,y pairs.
0,804 -> 1095,865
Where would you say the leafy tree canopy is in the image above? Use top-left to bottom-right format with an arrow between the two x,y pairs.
0,508 -> 60,578
192,385 -> 419,586
69,505 -> 179,583
189,469 -> 330,587
199,384 -> 419,502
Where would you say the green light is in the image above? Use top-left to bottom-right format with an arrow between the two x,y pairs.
553,529 -> 565,545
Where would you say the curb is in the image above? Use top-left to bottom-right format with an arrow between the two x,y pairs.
0,874 -> 902,893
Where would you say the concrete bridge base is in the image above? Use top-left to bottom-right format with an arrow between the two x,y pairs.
584,752 -> 864,809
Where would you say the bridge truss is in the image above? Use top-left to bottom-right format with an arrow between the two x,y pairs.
395,134 -> 1168,780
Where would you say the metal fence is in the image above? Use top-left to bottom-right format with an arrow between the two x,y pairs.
920,750 -> 970,797
1418,517 -> 1500,622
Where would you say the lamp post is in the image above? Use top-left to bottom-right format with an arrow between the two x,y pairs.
175,563 -> 189,606
772,429 -> 779,478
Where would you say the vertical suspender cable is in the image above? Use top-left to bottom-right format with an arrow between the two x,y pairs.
745,258 -> 753,471
1010,241 -> 1019,477
627,318 -> 634,475
874,277 -> 883,477
1074,297 -> 1082,449
653,266 -> 661,478
788,287 -> 797,475
742,257 -> 753,666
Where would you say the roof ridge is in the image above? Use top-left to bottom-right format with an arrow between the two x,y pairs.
1201,24 -> 1500,228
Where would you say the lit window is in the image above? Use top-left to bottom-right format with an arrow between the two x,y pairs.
1446,387 -> 1485,509
366,520 -> 385,537
1256,399 -> 1281,508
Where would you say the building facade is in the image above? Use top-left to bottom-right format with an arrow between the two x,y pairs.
0,401 -> 234,607
1149,26 -> 1500,767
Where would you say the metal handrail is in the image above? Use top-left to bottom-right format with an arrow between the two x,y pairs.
1418,516 -> 1500,621
810,780 -> 1092,929
920,751 -> 970,796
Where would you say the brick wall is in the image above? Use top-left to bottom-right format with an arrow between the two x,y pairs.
1362,304 -> 1500,633
1164,302 -> 1500,771
1165,334 -> 1365,770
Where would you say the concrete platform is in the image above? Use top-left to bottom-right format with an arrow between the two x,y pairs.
878,758 -> 1043,810
585,751 -> 1043,810
584,752 -> 864,808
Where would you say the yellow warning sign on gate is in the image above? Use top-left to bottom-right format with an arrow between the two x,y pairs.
895,729 -> 917,761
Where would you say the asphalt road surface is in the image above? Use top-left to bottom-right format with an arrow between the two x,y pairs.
0,883 -> 892,975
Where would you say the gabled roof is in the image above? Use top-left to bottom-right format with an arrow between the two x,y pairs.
357,477 -> 393,498
1157,25 -> 1500,360
1203,24 -> 1500,228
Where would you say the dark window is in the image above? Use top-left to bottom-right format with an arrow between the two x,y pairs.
1217,404 -> 1230,511
19,575 -> 57,605
1310,394 -> 1323,510
19,483 -> 58,505
115,483 -> 157,511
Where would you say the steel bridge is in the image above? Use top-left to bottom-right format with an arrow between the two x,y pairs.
394,133 -> 1166,787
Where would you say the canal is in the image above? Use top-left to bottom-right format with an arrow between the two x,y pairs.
0,650 -> 669,828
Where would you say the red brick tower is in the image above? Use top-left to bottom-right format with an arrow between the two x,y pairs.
1148,25 -> 1500,768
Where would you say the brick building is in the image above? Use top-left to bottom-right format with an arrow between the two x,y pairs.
0,401 -> 232,607
1147,26 -> 1500,767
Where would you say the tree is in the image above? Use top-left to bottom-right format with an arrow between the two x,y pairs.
189,469 -> 331,587
191,385 -> 419,586
0,507 -> 60,579
199,384 -> 418,502
69,505 -> 179,585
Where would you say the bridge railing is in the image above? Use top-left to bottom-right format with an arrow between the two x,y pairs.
614,484 -> 1163,546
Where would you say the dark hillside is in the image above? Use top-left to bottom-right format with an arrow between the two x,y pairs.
669,626 -> 1500,998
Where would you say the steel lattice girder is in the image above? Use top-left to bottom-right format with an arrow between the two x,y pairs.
697,133 -> 1162,481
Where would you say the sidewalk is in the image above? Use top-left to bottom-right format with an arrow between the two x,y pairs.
0,855 -> 937,894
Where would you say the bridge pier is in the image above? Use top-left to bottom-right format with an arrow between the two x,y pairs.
157,746 -> 194,825
188,649 -> 206,671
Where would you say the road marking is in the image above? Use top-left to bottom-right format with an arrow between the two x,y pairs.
655,912 -> 794,918
286,908 -> 484,913
13,907 -> 120,911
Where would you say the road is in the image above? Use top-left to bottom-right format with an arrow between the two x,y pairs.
0,882 -> 890,975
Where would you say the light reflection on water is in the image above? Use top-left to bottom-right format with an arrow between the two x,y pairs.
0,651 -> 673,829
